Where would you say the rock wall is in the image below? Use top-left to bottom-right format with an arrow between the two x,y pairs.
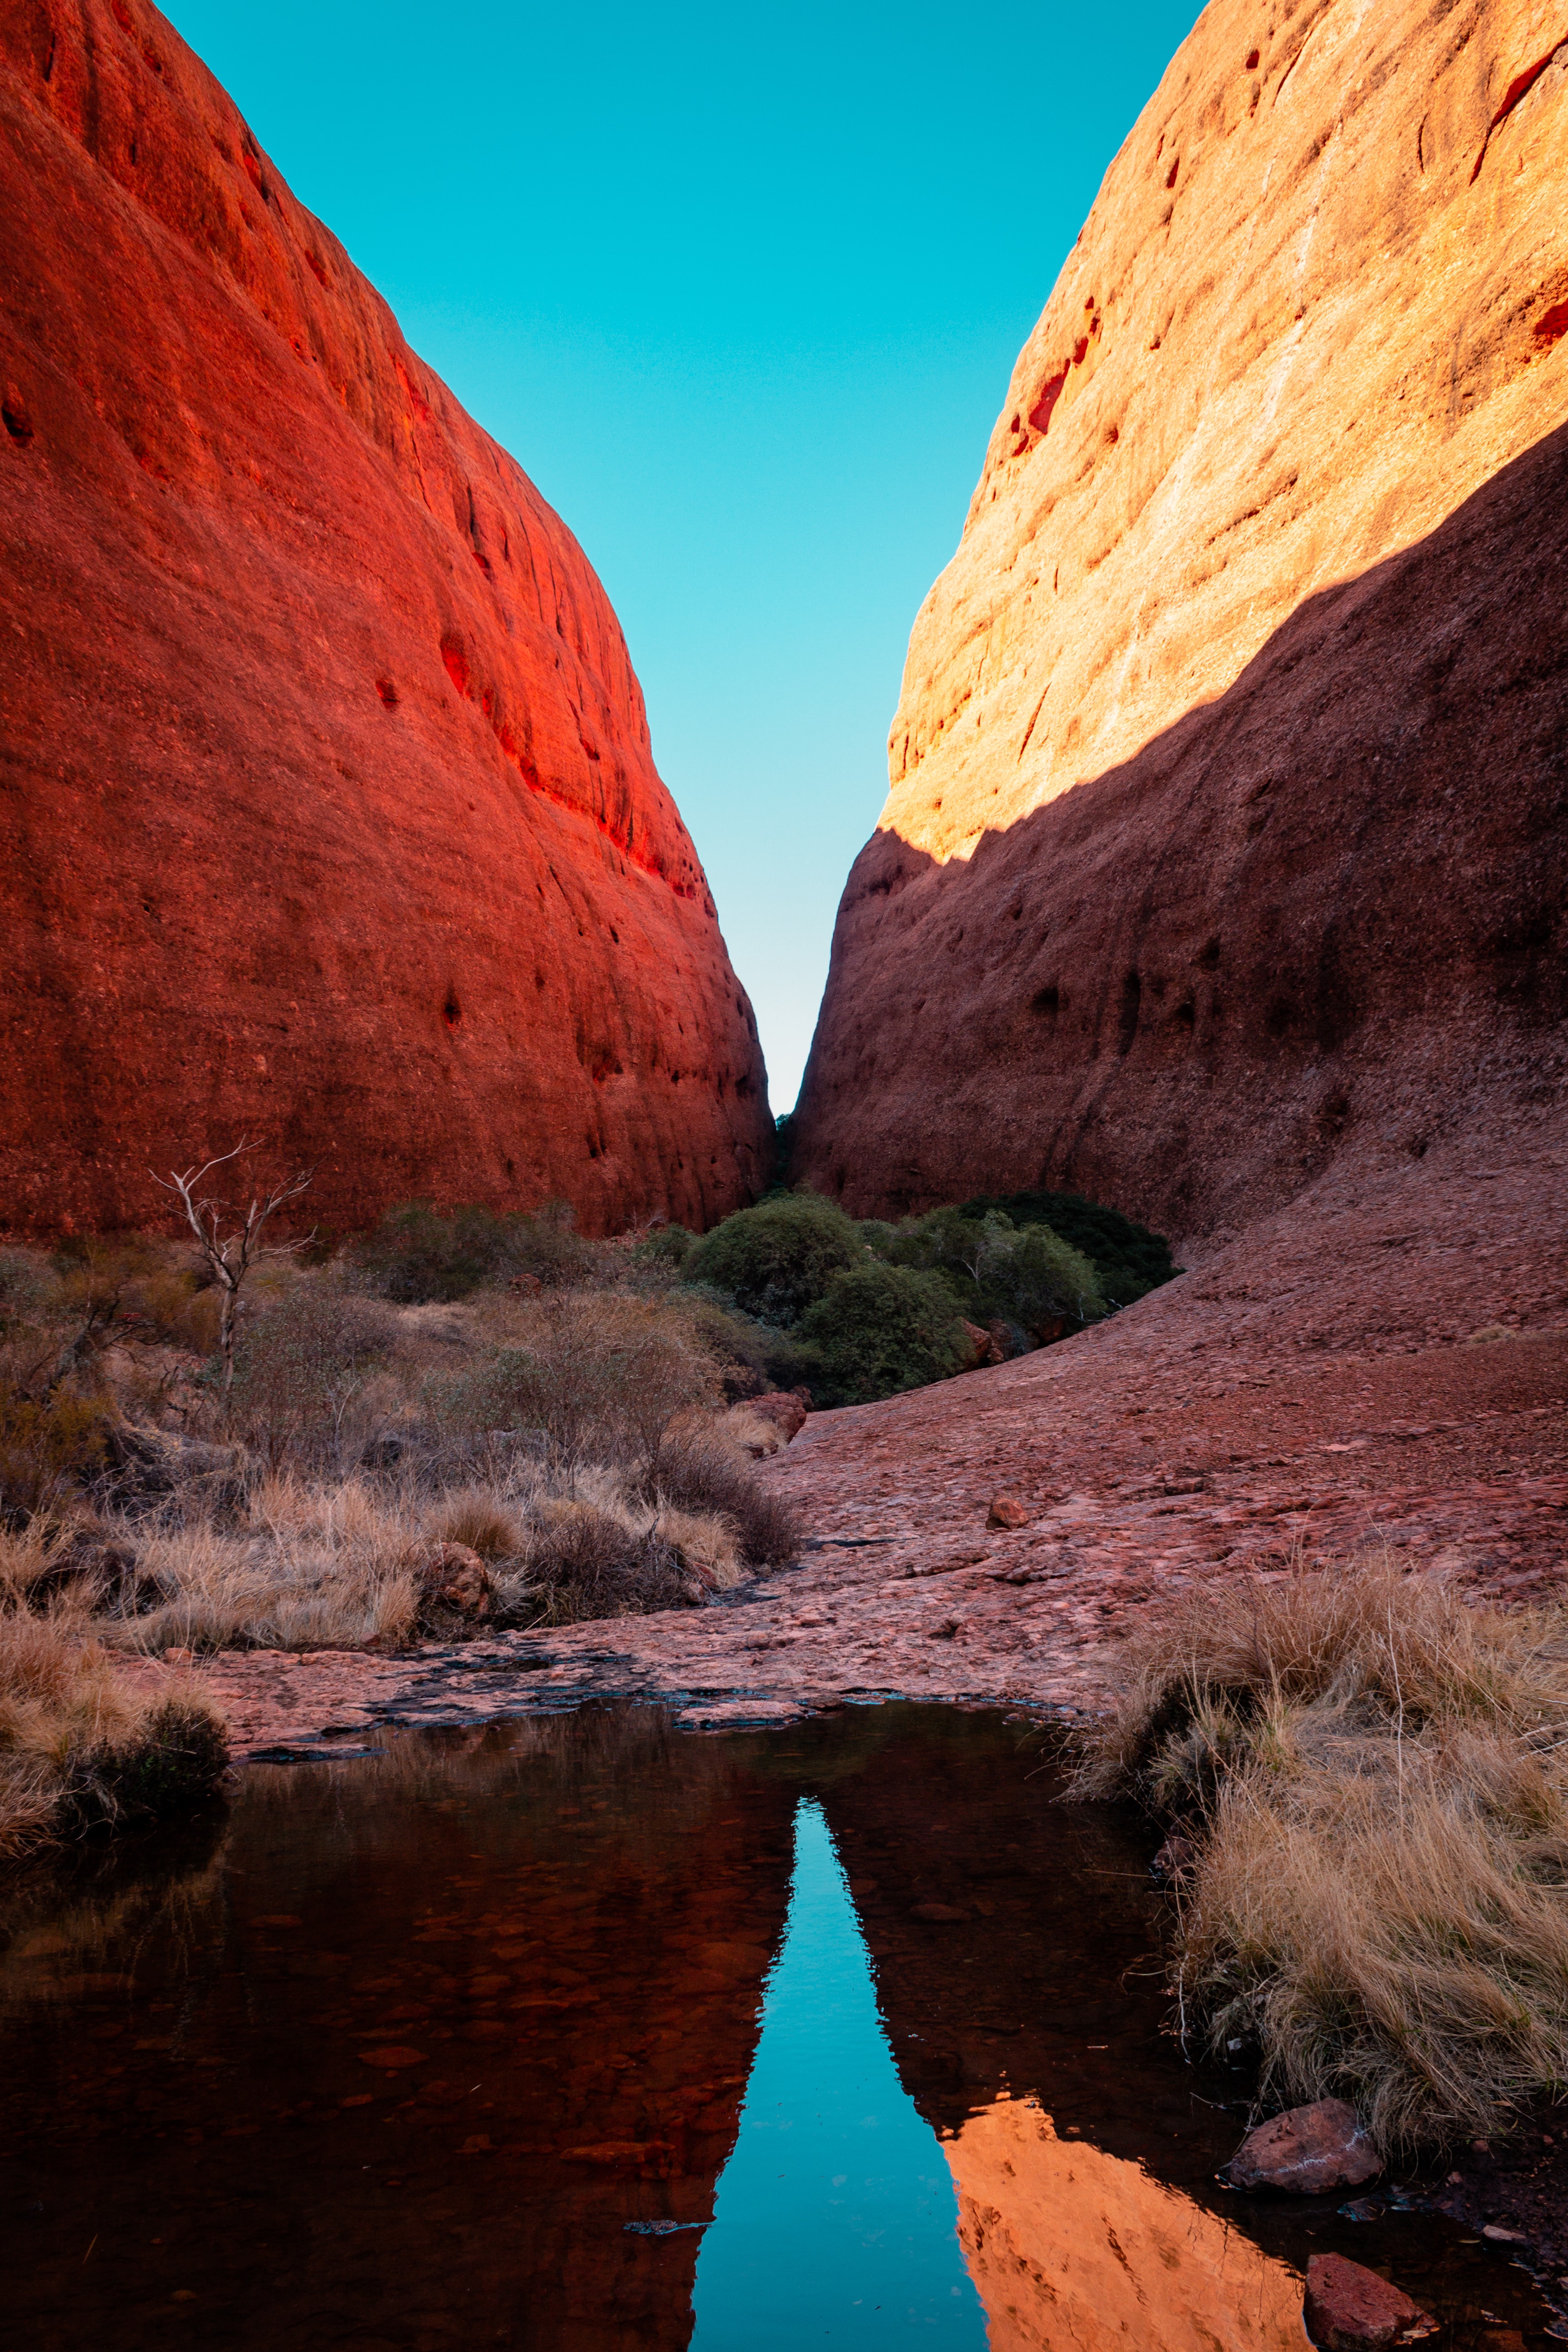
794,0 -> 1568,1237
0,0 -> 771,1238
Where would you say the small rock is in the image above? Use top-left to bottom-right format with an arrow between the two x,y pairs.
507,1272 -> 543,1293
910,1901 -> 969,1923
412,1541 -> 493,1625
162,1645 -> 195,1666
987,1492 -> 1031,1530
1303,2253 -> 1436,2348
1482,2225 -> 1528,2244
1224,2098 -> 1383,2194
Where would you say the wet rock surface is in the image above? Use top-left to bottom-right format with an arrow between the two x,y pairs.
1305,2253 -> 1437,2348
1227,2100 -> 1383,2196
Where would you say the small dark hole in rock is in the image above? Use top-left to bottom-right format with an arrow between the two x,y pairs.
3,397 -> 34,444
442,991 -> 462,1029
376,677 -> 399,707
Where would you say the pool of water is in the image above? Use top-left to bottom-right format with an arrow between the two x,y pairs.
1,1702 -> 1558,2350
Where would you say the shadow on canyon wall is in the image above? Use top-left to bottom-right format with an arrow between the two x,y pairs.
794,417 -> 1568,1239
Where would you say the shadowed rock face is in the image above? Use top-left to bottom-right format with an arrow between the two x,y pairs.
794,0 -> 1568,1236
0,0 -> 771,1238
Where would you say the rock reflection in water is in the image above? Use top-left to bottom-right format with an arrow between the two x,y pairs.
945,2097 -> 1309,2352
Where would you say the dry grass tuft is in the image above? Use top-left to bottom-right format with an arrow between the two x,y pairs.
425,1487 -> 524,1562
0,1609 -> 228,1855
1077,1551 -> 1568,2152
649,1426 -> 801,1567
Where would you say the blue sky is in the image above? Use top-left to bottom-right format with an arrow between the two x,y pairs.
162,0 -> 1200,1112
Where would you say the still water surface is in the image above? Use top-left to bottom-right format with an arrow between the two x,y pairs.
0,1702 -> 1556,2349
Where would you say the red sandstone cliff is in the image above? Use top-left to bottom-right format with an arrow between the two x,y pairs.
0,0 -> 771,1238
794,0 -> 1567,1238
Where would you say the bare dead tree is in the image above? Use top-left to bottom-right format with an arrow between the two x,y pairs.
151,1142 -> 315,1403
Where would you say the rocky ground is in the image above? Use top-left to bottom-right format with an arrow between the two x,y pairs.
123,1132 -> 1568,1761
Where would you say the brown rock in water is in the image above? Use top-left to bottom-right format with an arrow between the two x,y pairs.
1304,2252 -> 1436,2349
1225,2098 -> 1382,2195
794,0 -> 1568,1238
0,0 -> 770,1240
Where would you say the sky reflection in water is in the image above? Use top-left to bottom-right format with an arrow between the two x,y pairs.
691,1799 -> 986,2347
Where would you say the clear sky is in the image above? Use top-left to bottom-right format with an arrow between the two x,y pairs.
161,0 -> 1200,1113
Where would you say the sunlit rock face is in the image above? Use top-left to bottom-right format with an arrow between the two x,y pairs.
0,0 -> 770,1238
795,0 -> 1568,1234
947,2098 -> 1310,2352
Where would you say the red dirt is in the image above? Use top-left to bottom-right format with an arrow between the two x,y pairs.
0,0 -> 771,1238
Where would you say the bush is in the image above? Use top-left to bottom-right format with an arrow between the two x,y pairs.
632,1223 -> 696,1271
435,1295 -> 718,1480
350,1199 -> 593,1303
879,1207 -> 1103,1335
230,1287 -> 396,1466
647,1427 -> 802,1566
524,1503 -> 695,1622
957,1186 -> 1175,1304
0,1382 -> 116,1522
798,1263 -> 970,1406
685,1194 -> 862,1326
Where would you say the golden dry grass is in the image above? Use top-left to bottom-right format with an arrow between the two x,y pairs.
0,1608 -> 227,1855
1078,1552 -> 1568,2152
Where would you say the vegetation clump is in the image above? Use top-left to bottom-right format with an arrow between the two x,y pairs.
957,1187 -> 1176,1305
798,1262 -> 970,1406
0,1606 -> 227,1857
1078,1553 -> 1568,2154
684,1193 -> 862,1326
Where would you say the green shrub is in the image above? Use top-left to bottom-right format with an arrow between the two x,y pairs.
878,1206 -> 1104,1334
633,1222 -> 696,1271
956,1186 -> 1175,1303
685,1194 -> 862,1327
667,1292 -> 820,1399
798,1263 -> 970,1406
974,1220 -> 1105,1332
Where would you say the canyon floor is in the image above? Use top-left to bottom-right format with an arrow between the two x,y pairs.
128,1132 -> 1568,1761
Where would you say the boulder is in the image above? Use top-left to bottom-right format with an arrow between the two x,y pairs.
960,1319 -> 1006,1366
1224,2099 -> 1382,2195
749,1393 -> 809,1443
0,1 -> 771,1238
1303,2253 -> 1436,2349
987,1493 -> 1032,1530
412,1543 -> 493,1627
